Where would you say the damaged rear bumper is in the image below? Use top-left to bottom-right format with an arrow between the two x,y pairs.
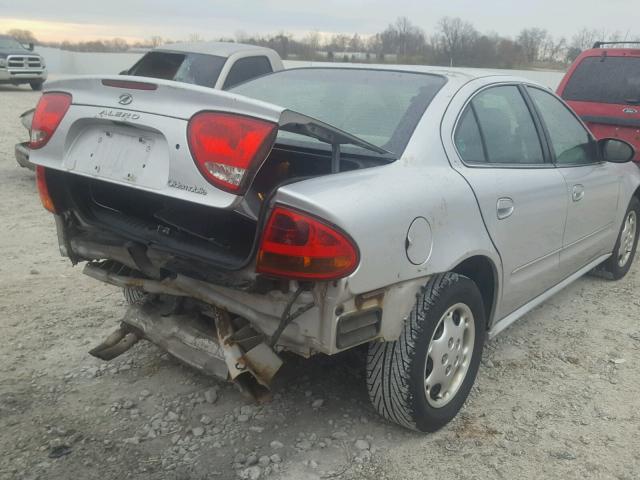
55,213 -> 424,361
90,300 -> 282,399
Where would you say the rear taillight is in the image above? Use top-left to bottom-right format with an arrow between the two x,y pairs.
187,112 -> 276,194
36,165 -> 56,213
257,206 -> 359,280
30,92 -> 72,149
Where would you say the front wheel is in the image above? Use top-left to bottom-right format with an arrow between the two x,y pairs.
366,272 -> 485,432
599,196 -> 640,280
30,81 -> 43,91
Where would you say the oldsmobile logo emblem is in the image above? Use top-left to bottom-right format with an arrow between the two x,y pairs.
623,107 -> 638,114
118,93 -> 133,105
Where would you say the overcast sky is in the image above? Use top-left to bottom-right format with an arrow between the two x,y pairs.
0,0 -> 637,42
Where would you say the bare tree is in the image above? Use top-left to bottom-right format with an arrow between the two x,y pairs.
517,28 -> 548,63
436,17 -> 478,66
7,29 -> 37,45
375,17 -> 426,59
540,36 -> 567,63
571,28 -> 601,51
148,36 -> 163,48
349,33 -> 363,52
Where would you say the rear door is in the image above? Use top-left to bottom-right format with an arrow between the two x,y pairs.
453,84 -> 568,316
527,86 -> 621,275
558,52 -> 640,161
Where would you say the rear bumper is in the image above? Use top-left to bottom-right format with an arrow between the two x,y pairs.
15,142 -> 32,170
53,210 -> 402,357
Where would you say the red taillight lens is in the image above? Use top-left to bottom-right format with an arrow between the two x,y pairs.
30,92 -> 72,149
257,206 -> 359,280
187,112 -> 276,194
36,165 -> 56,213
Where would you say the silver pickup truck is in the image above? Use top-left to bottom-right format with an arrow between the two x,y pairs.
15,42 -> 283,170
30,65 -> 640,432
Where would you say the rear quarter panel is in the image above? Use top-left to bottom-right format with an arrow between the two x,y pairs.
275,83 -> 501,335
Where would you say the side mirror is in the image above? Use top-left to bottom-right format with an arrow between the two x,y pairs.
119,69 -> 129,75
27,43 -> 34,51
598,138 -> 635,163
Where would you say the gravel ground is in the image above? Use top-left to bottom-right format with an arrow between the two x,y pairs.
1,83 -> 639,480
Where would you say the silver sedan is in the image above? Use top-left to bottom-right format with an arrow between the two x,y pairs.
31,67 -> 640,432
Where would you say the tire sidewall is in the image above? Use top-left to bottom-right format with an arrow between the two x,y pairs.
409,276 -> 486,432
608,197 -> 640,279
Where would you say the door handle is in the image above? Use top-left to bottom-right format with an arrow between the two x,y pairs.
496,197 -> 514,220
572,184 -> 585,202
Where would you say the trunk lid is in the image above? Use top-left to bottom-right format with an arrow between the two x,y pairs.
31,75 -> 388,210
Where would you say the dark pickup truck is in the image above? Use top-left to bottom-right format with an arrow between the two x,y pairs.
0,35 -> 47,91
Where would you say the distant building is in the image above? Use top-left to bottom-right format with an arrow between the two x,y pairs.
316,51 -> 398,62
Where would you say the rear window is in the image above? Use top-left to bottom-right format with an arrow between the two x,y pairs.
562,56 -> 640,105
230,68 -> 446,155
128,51 -> 226,88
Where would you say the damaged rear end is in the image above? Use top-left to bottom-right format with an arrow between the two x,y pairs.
30,72 -> 404,396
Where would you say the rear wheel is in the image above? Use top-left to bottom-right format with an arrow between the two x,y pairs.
599,197 -> 640,280
30,81 -> 43,91
366,272 -> 485,432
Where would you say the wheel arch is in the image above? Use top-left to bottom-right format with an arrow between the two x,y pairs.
452,255 -> 498,328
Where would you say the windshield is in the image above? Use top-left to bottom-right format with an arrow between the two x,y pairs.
562,56 -> 640,105
0,37 -> 25,50
128,51 -> 227,88
230,68 -> 446,155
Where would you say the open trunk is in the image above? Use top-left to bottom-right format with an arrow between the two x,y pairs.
35,75 -> 393,284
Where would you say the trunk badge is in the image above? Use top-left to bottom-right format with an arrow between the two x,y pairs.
118,93 -> 133,105
623,107 -> 638,114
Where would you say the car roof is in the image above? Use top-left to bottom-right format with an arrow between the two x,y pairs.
154,41 -> 276,58
268,64 -> 545,90
578,46 -> 640,58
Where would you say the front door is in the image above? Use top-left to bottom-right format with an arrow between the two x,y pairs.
453,85 -> 568,317
527,86 -> 621,275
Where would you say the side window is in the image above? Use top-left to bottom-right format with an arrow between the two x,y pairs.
470,86 -> 545,165
454,107 -> 486,163
222,56 -> 273,89
528,87 -> 596,165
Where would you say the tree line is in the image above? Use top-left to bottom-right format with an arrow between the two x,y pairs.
5,17 -> 638,69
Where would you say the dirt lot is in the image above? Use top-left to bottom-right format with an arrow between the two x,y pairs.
1,84 -> 639,480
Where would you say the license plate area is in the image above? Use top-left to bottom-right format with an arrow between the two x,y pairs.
70,128 -> 156,186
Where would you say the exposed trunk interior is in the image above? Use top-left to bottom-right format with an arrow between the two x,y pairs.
49,141 -> 386,277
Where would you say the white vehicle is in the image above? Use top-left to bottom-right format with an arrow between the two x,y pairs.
124,41 -> 284,89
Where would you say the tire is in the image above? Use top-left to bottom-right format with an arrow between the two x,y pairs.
366,272 -> 485,432
123,287 -> 148,305
30,81 -> 43,91
599,196 -> 640,280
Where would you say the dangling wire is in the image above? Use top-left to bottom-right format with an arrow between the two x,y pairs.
269,286 -> 315,348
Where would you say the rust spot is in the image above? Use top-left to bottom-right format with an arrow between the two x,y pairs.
355,288 -> 385,310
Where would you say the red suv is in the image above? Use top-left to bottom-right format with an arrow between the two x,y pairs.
557,42 -> 640,162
